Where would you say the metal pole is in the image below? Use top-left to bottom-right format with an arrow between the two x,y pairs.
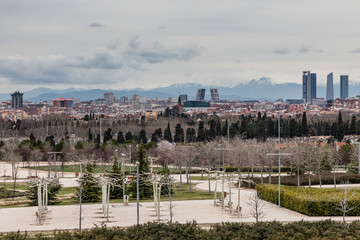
136,161 -> 139,225
227,109 -> 230,144
129,145 -> 132,174
122,153 -> 126,204
278,108 -> 281,207
115,149 -> 118,168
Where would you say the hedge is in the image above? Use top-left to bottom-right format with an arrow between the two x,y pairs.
257,184 -> 360,216
252,173 -> 360,186
3,221 -> 360,239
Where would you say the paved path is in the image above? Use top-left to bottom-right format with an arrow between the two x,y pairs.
2,163 -> 360,232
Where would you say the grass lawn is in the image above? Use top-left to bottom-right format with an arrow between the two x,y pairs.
24,165 -> 190,175
1,182 -> 219,208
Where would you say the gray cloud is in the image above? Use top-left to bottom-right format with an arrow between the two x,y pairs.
298,45 -> 323,54
274,48 -> 290,54
89,22 -> 105,28
0,38 -> 201,85
350,49 -> 360,53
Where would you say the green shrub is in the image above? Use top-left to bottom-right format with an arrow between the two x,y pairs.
257,184 -> 360,216
252,173 -> 360,186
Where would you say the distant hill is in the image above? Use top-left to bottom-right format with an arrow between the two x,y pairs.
1,77 -> 359,102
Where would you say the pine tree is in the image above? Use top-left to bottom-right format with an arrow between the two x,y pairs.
336,111 -> 344,142
350,116 -> 357,135
174,123 -> 184,143
107,158 -> 123,199
27,178 -> 61,205
216,120 -> 222,136
289,118 -> 296,138
186,128 -> 196,143
125,131 -> 133,141
103,128 -> 113,143
301,112 -> 308,136
139,129 -> 148,144
164,122 -> 173,142
129,145 -> 152,199
77,164 -> 101,202
117,131 -> 125,144
197,121 -> 206,142
209,119 -> 216,140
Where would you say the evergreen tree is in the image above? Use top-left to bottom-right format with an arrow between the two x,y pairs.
222,120 -> 228,136
301,112 -> 308,136
256,120 -> 266,141
336,111 -> 344,142
151,131 -> 158,143
216,120 -> 222,136
27,178 -> 62,205
209,119 -> 216,140
29,132 -> 36,148
88,128 -> 93,142
350,116 -> 357,134
174,123 -> 184,143
155,128 -> 163,140
117,131 -> 125,144
129,145 -> 152,199
107,158 -> 123,199
197,121 -> 206,142
103,128 -> 113,143
186,128 -> 196,143
139,129 -> 148,144
289,118 -> 296,138
164,122 -> 173,142
125,131 -> 133,141
77,164 -> 101,202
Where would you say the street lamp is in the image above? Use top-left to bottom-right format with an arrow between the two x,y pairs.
114,149 -> 118,168
267,108 -> 292,207
121,153 -> 126,205
47,152 -> 62,178
136,161 -> 139,225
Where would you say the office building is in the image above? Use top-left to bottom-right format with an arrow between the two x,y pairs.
183,101 -> 210,108
179,94 -> 188,103
210,88 -> 220,101
302,71 -> 317,103
302,71 -> 310,102
53,97 -> 74,108
311,73 -> 317,99
340,75 -> 349,99
196,89 -> 205,101
11,91 -> 23,109
104,92 -> 115,103
326,72 -> 334,100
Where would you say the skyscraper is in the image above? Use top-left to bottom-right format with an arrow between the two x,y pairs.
302,71 -> 310,102
326,72 -> 334,100
340,75 -> 349,99
196,89 -> 205,101
11,91 -> 23,109
210,88 -> 219,101
104,92 -> 115,103
310,73 -> 317,99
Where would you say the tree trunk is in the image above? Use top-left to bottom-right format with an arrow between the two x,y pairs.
308,172 -> 311,187
297,167 -> 300,187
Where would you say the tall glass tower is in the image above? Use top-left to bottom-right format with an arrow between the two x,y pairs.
326,72 -> 334,100
340,75 -> 349,99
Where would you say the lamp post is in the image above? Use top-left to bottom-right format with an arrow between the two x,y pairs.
355,142 -> 360,174
47,152 -> 62,178
129,145 -> 132,174
121,153 -> 126,204
267,108 -> 292,207
115,149 -> 118,168
214,146 -> 232,171
136,161 -> 139,225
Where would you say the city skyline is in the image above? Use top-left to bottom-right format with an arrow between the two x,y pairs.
0,1 -> 360,92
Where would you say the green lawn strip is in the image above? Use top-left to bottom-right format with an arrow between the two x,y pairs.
1,183 -> 219,208
257,184 -> 360,216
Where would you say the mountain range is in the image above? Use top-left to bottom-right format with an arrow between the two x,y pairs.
1,77 -> 359,102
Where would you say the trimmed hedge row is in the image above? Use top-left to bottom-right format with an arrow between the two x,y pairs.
4,221 -> 360,239
257,184 -> 360,216
252,173 -> 360,186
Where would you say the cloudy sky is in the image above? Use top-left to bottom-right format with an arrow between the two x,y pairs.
1,0 -> 360,92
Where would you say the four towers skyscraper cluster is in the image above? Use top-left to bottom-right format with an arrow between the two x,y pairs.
302,71 -> 349,103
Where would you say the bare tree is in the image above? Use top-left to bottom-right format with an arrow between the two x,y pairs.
247,190 -> 265,222
334,186 -> 358,222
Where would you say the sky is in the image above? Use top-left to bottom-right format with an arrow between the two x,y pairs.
1,0 -> 360,92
